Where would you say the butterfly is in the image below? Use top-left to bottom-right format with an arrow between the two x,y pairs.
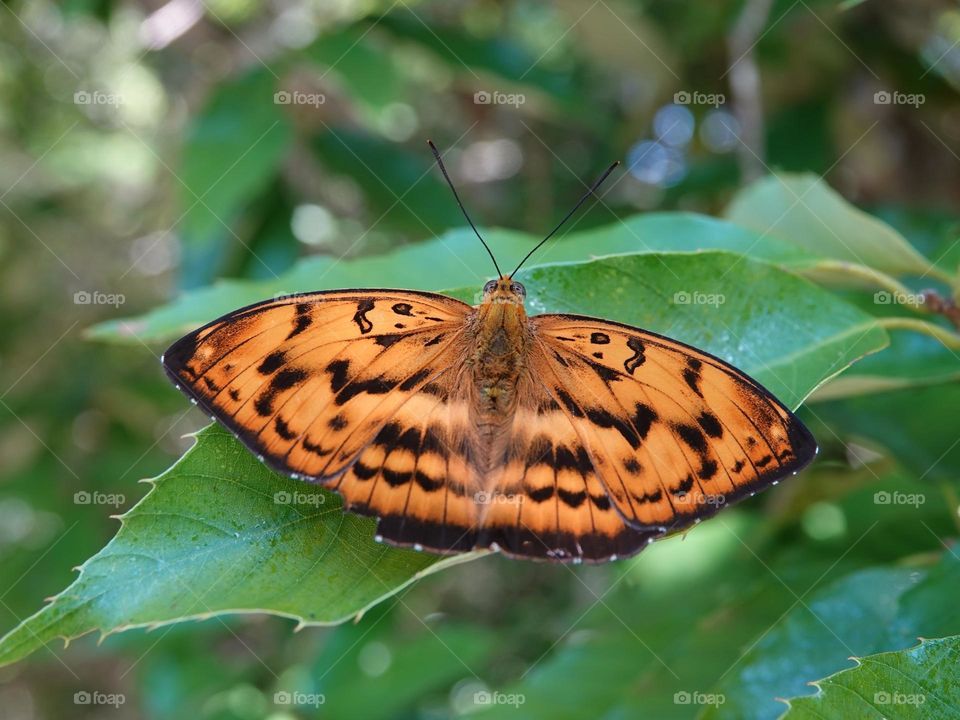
163,142 -> 817,564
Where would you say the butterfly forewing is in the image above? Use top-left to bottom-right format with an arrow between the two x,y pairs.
162,290 -> 472,483
529,314 -> 817,534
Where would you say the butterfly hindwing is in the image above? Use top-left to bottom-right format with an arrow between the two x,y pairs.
530,314 -> 817,534
331,362 -> 486,554
473,386 -> 664,561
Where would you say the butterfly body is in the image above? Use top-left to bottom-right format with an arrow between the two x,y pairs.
470,277 -> 529,416
163,276 -> 817,564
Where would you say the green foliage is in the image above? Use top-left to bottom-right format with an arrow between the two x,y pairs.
178,68 -> 293,288
780,636 -> 960,719
706,554 -> 960,720
4,2 -> 960,718
0,424 -> 477,668
726,174 -> 938,278
0,250 -> 886,667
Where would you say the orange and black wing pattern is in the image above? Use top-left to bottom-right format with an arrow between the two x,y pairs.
162,289 -> 472,491
525,314 -> 817,539
164,293 -> 816,563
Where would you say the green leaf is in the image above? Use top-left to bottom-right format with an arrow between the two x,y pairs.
89,226 -> 531,344
90,212 -> 823,345
177,67 -> 292,288
306,27 -> 405,119
725,174 -> 940,279
376,14 -> 577,103
809,298 -> 960,400
1,252 -> 886,668
542,212 -> 816,268
779,636 -> 960,719
310,621 -> 495,720
0,424 -> 478,669
706,553 -> 960,720
473,548 -> 960,720
813,382 -> 960,484
311,129 -> 466,235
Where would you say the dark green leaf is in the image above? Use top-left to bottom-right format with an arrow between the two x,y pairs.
779,636 -> 960,720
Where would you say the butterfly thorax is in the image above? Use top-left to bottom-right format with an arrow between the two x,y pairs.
469,277 -> 530,419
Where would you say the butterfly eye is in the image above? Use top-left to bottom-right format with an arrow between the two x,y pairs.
510,282 -> 526,297
483,280 -> 498,294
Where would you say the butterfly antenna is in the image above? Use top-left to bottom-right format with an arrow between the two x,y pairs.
427,140 -> 503,277
509,160 -> 620,278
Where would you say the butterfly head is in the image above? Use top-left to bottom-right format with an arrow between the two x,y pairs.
482,276 -> 526,306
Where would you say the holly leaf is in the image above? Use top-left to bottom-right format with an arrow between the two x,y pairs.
779,636 -> 960,719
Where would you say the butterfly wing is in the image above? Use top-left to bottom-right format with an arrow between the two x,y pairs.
163,292 -> 816,563
162,288 -> 474,486
528,314 -> 817,534
467,379 -> 664,562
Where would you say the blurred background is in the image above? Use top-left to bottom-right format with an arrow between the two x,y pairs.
2,0 -> 960,718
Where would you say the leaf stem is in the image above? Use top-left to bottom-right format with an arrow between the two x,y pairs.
875,317 -> 960,350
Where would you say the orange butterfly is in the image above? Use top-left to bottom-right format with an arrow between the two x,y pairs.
163,143 -> 816,564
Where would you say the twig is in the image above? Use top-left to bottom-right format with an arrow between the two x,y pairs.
727,0 -> 775,182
